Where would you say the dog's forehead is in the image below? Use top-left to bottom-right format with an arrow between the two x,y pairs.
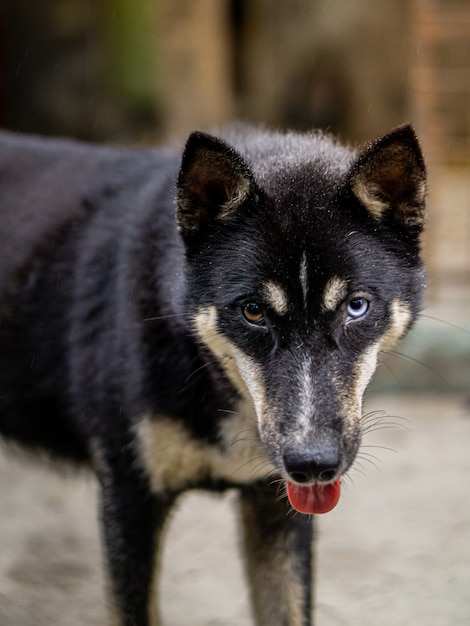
258,272 -> 348,319
255,160 -> 352,242
250,214 -> 392,317
247,131 -> 353,192
261,164 -> 346,217
214,200 -> 361,312
254,204 -> 353,305
258,254 -> 349,317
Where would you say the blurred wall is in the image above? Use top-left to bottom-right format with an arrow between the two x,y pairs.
0,0 -> 469,285
0,0 -> 414,142
156,0 -> 414,143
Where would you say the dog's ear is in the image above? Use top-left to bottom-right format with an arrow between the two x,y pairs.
349,124 -> 426,230
176,131 -> 257,240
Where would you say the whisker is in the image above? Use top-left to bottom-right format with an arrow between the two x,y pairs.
355,456 -> 381,473
362,423 -> 405,436
360,409 -> 409,438
419,313 -> 470,335
383,349 -> 452,389
341,471 -> 358,487
230,436 -> 261,450
273,480 -> 289,501
357,449 -> 383,462
350,447 -> 385,477
217,408 -> 240,416
361,443 -> 398,455
231,456 -> 272,478
362,419 -> 408,435
362,410 -> 408,424
265,472 -> 284,488
268,476 -> 285,489
142,313 -> 190,322
183,360 -> 215,385
375,357 -> 400,382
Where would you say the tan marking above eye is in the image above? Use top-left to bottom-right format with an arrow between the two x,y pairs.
322,276 -> 348,312
261,281 -> 289,316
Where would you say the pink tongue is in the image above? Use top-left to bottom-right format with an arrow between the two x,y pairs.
286,480 -> 341,514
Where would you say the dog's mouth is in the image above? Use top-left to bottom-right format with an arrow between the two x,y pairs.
286,479 -> 341,514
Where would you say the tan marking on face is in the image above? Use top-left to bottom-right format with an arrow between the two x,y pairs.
380,298 -> 412,350
193,305 -> 246,393
343,299 -> 412,424
330,342 -> 380,452
354,343 -> 381,406
229,344 -> 283,462
322,276 -> 348,312
261,281 -> 289,316
193,305 -> 280,468
193,306 -> 268,415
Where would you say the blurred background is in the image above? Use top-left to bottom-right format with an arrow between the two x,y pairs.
0,1 -> 469,625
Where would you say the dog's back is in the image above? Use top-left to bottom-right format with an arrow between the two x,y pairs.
0,132 -> 182,460
0,132 -> 179,280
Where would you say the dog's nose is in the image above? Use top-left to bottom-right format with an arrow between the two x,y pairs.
282,447 -> 341,484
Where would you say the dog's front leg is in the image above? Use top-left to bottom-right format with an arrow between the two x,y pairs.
98,463 -> 175,626
239,483 -> 314,626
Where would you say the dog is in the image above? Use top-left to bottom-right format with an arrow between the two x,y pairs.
0,124 -> 426,625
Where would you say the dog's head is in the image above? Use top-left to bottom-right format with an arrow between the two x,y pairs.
176,126 -> 426,512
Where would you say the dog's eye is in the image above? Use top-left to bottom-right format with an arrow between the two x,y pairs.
241,302 -> 266,326
346,297 -> 369,320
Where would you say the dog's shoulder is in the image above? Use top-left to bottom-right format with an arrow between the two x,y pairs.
0,131 -> 180,287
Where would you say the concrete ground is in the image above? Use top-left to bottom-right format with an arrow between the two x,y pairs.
0,393 -> 469,626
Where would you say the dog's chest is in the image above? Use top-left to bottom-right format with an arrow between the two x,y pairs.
135,403 -> 275,493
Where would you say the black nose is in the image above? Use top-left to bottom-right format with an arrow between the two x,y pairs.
282,447 -> 341,484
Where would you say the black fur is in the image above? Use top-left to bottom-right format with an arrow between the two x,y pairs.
0,125 -> 426,626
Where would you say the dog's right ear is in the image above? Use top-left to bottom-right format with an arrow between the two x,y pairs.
176,131 -> 257,241
348,124 -> 427,231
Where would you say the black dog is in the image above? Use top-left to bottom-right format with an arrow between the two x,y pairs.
0,124 -> 426,625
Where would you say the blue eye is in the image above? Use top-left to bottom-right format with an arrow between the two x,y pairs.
346,297 -> 369,319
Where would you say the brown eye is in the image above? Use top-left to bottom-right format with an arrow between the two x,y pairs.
241,302 -> 265,326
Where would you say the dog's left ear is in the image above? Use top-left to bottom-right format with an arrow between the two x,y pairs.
176,131 -> 257,240
349,124 -> 426,230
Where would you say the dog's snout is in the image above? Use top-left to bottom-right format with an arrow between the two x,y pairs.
282,447 -> 341,484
